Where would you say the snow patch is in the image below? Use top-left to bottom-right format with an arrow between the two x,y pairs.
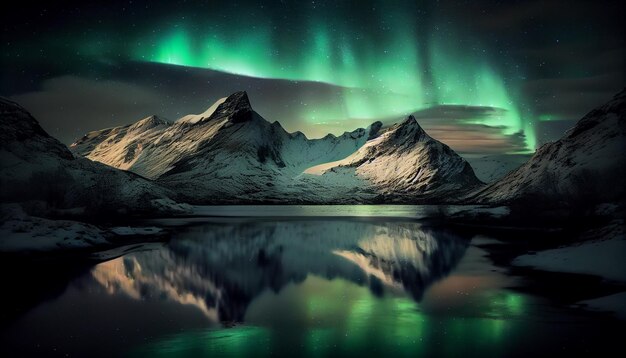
0,204 -> 108,252
110,226 -> 163,236
513,236 -> 626,283
150,198 -> 193,215
578,292 -> 626,320
177,97 -> 227,124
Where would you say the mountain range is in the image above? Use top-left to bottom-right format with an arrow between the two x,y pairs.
71,91 -> 482,204
2,88 -> 623,211
0,97 -> 187,217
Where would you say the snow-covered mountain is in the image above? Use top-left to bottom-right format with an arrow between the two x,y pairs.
0,97 -> 187,217
71,91 -> 482,203
302,116 -> 482,202
470,89 -> 626,204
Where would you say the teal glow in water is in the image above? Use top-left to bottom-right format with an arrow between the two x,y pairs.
131,326 -> 272,357
130,276 -> 528,358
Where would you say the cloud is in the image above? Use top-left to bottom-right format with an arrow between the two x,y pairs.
11,76 -> 165,144
10,70 -> 533,156
424,124 -> 528,155
407,105 -> 529,154
411,105 -> 509,122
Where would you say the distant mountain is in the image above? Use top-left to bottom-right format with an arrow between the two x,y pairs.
470,89 -> 626,205
71,91 -> 482,204
0,97 -> 186,217
464,154 -> 532,183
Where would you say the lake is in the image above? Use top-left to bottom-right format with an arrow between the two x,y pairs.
0,206 -> 623,357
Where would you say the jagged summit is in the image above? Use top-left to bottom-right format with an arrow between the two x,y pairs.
128,115 -> 170,133
404,114 -> 418,125
367,121 -> 383,140
203,90 -> 252,124
176,91 -> 253,125
390,115 -> 426,144
215,90 -> 252,115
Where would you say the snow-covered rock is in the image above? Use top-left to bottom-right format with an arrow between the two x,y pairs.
110,226 -> 163,236
513,234 -> 626,283
0,204 -> 108,252
0,204 -> 170,253
514,228 -> 626,320
71,91 -> 481,203
578,292 -> 626,320
469,89 -> 626,204
71,114 -> 172,174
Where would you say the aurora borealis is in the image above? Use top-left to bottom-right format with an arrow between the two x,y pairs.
136,22 -> 533,148
1,0 -> 623,155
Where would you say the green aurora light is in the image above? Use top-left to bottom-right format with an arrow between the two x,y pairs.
133,16 -> 536,152
129,276 -> 529,357
5,0 -> 621,153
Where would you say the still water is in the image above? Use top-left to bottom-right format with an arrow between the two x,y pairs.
0,207 -> 624,357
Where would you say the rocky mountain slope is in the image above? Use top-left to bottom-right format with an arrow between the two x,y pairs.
469,89 -> 626,205
71,91 -> 482,203
0,97 -> 187,217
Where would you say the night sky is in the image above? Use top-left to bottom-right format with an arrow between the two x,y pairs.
1,0 -> 624,156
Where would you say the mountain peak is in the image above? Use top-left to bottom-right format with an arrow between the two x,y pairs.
392,115 -> 425,141
129,115 -> 170,133
402,115 -> 418,126
176,91 -> 252,125
209,91 -> 253,123
224,91 -> 251,107
367,121 -> 383,140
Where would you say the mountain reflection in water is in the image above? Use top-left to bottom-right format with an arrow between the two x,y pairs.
3,217 -> 623,358
92,220 -> 469,324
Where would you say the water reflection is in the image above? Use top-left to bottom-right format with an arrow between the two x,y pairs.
3,219 -> 622,357
92,220 -> 469,324
132,276 -> 527,358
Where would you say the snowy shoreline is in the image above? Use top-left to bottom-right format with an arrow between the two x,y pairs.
513,223 -> 626,319
0,204 -> 167,253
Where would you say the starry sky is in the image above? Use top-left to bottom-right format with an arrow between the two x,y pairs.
1,0 -> 624,156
